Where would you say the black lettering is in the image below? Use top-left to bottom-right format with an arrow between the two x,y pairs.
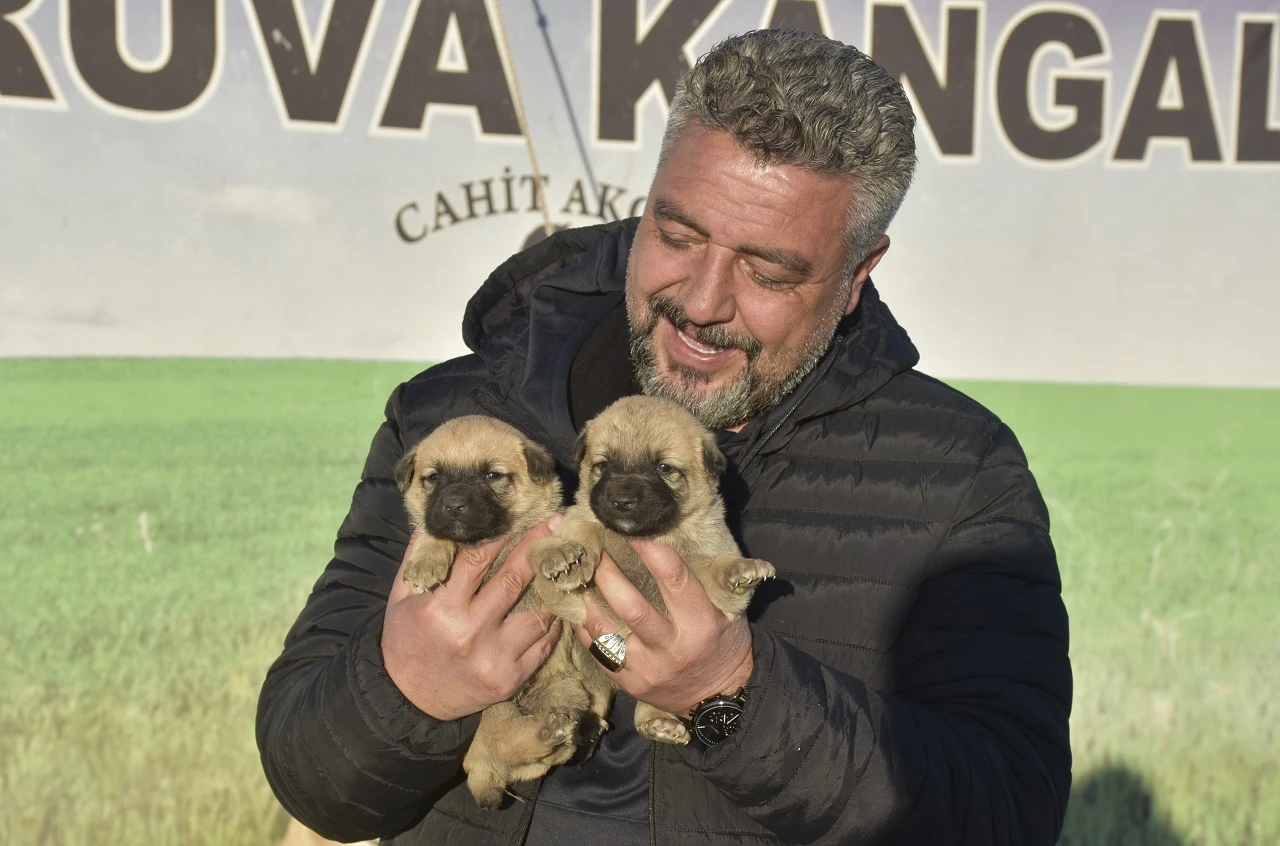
766,0 -> 827,35
1236,20 -> 1280,163
629,195 -> 648,218
67,0 -> 217,112
380,0 -> 518,135
0,0 -> 55,101
596,183 -> 627,220
520,174 -> 549,211
433,191 -> 461,230
248,0 -> 376,125
501,166 -> 517,212
561,179 -> 592,216
461,179 -> 497,218
870,3 -> 980,157
396,202 -> 428,242
597,0 -> 721,142
1115,18 -> 1222,162
995,11 -> 1105,160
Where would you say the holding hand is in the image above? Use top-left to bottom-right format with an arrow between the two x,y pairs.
572,539 -> 755,719
382,523 -> 562,722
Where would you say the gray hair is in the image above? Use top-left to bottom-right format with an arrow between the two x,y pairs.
660,29 -> 918,272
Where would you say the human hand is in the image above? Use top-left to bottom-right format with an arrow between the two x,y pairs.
572,540 -> 754,717
381,522 -> 562,722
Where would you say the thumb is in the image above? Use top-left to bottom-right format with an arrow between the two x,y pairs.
388,531 -> 424,602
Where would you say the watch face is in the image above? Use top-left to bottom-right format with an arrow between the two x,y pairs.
693,701 -> 743,745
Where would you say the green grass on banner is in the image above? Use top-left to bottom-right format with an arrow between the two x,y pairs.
1,359 -> 1277,845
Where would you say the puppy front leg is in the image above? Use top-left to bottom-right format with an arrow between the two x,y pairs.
529,518 -> 609,590
697,555 -> 777,618
402,536 -> 458,593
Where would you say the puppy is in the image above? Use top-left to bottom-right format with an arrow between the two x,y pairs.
528,396 -> 775,745
395,415 -> 595,808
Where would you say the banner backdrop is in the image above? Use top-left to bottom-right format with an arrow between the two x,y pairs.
2,0 -> 1280,386
3,0 -> 1279,386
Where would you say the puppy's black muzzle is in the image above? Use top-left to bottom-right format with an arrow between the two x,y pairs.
425,481 -> 508,543
591,470 -> 679,537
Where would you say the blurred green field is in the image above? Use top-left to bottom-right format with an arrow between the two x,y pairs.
1,358 -> 1277,845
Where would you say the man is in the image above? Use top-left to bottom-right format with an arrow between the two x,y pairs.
257,29 -> 1072,845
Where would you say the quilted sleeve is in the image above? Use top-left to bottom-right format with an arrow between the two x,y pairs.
681,421 -> 1072,845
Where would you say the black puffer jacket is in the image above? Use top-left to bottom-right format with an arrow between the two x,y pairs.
256,219 -> 1072,845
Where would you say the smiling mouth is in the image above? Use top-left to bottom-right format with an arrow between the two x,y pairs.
675,325 -> 727,355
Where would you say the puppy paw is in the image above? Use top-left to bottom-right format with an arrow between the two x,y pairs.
726,558 -> 776,594
403,541 -> 455,593
637,715 -> 690,746
531,539 -> 599,590
538,711 -> 579,747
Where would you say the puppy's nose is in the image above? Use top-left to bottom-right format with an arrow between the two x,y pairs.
442,493 -> 469,516
610,492 -> 637,512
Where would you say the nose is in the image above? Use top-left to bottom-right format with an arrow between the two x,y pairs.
679,246 -> 736,326
442,492 -> 469,516
610,492 -> 637,513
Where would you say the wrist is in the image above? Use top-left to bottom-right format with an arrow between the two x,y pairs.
684,645 -> 753,717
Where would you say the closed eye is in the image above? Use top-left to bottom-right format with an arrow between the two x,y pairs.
656,229 -> 694,250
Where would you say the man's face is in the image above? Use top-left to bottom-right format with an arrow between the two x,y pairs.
626,122 -> 885,431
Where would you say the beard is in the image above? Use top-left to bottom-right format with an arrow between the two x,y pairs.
627,293 -> 846,431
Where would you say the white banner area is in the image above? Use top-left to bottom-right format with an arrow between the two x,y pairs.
2,0 -> 1279,387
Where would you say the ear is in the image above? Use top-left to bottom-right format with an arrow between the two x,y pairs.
702,434 -> 728,479
844,234 -> 890,316
394,451 -> 416,493
573,427 -> 590,468
522,441 -> 558,485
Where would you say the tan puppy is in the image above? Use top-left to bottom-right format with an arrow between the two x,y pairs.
395,416 -> 596,808
529,396 -> 775,745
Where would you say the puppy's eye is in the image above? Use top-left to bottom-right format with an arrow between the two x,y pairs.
593,460 -> 609,473
425,471 -> 441,483
484,471 -> 506,481
657,462 -> 675,475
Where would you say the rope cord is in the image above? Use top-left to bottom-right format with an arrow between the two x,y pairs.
490,0 -> 554,237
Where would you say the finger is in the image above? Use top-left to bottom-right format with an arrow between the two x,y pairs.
472,521 -> 554,619
571,601 -> 631,679
592,554 -> 673,645
444,536 -> 507,597
572,597 -> 618,647
386,531 -> 423,603
513,619 -> 563,682
501,608 -> 557,655
629,539 -> 709,617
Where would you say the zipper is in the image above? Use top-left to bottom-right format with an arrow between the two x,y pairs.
648,741 -> 658,846
739,349 -> 840,469
513,778 -> 544,846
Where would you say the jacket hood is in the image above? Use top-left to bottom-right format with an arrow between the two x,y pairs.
461,218 -> 634,358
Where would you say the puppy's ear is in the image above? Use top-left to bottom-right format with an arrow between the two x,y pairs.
522,441 -> 558,485
394,451 -> 416,493
573,426 -> 590,468
702,433 -> 728,479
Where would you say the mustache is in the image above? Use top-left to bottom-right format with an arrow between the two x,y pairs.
647,296 -> 763,359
